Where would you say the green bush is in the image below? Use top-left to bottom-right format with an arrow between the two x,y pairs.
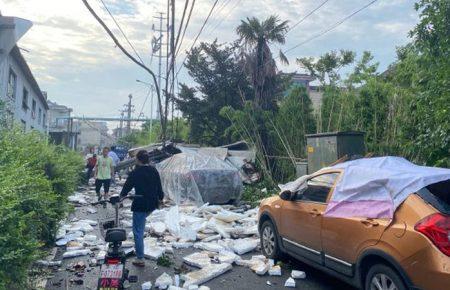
0,128 -> 83,289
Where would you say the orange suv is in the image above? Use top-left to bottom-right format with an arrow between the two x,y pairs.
258,168 -> 450,290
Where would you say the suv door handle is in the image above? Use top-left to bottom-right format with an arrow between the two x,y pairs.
309,209 -> 322,217
360,218 -> 379,227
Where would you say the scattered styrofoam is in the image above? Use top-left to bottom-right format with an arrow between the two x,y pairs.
141,281 -> 152,290
144,246 -> 165,260
155,272 -> 173,289
252,262 -> 270,275
194,242 -> 225,253
284,277 -> 296,287
62,249 -> 92,259
291,270 -> 306,279
150,221 -> 167,236
269,265 -> 282,276
217,250 -> 240,264
231,238 -> 259,254
182,263 -> 232,287
183,252 -> 211,268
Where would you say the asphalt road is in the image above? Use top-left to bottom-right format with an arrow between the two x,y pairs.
44,186 -> 356,290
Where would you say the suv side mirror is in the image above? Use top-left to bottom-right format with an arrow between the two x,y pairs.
280,190 -> 293,201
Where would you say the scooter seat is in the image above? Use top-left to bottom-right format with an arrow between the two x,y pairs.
105,228 -> 126,243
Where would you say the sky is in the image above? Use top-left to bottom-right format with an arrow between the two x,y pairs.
1,0 -> 419,125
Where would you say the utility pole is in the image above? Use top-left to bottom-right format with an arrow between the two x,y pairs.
122,94 -> 134,136
170,0 -> 176,140
126,94 -> 133,135
152,13 -> 167,121
119,110 -> 124,138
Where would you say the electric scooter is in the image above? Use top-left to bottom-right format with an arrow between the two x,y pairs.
92,194 -> 139,290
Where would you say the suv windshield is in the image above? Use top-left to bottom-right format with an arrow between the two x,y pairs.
417,179 -> 450,214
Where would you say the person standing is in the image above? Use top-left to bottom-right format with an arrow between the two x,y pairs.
86,153 -> 97,184
120,150 -> 164,267
95,147 -> 114,202
108,147 -> 120,185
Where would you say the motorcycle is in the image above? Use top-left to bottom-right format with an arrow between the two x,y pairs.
92,194 -> 138,290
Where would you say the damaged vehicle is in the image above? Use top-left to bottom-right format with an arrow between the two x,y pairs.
258,157 -> 450,290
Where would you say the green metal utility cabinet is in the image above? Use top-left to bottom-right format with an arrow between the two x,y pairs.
306,131 -> 365,174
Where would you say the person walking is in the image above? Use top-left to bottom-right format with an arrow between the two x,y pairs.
95,147 -> 114,203
86,153 -> 97,184
120,150 -> 164,267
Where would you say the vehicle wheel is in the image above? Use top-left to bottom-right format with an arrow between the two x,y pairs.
365,264 -> 406,290
260,220 -> 281,259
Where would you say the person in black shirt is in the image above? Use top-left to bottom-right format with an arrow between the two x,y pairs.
120,150 -> 164,267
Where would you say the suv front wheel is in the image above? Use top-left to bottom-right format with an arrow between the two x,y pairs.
260,220 -> 281,260
365,264 -> 406,290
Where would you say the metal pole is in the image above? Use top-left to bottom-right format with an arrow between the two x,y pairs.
126,94 -> 132,135
158,12 -> 163,120
149,86 -> 154,135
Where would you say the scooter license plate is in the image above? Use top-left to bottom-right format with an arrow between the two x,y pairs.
100,264 -> 123,279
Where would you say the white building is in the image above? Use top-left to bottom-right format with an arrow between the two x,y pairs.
0,16 -> 48,132
48,100 -> 79,149
78,121 -> 115,153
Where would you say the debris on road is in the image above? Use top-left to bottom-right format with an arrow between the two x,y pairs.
142,281 -> 153,290
284,277 -> 296,288
155,272 -> 174,289
181,263 -> 232,287
291,270 -> 306,279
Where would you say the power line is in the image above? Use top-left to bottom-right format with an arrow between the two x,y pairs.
287,0 -> 330,34
81,0 -> 165,141
284,0 -> 379,55
205,0 -> 241,37
175,0 -> 219,78
175,0 -> 196,57
98,0 -> 145,64
174,0 -> 190,52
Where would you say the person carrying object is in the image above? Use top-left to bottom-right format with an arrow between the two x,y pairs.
120,150 -> 164,267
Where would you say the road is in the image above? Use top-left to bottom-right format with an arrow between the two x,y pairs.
44,185 -> 355,290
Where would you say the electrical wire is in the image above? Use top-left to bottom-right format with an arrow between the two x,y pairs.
283,0 -> 379,55
286,0 -> 330,34
98,0 -> 145,65
175,0 -> 219,77
205,0 -> 241,38
175,0 -> 196,57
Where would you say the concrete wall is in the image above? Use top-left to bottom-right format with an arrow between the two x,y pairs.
0,52 -> 48,132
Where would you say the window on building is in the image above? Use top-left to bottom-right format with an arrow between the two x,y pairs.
7,69 -> 17,100
31,100 -> 36,119
22,88 -> 29,110
38,108 -> 42,125
43,113 -> 47,128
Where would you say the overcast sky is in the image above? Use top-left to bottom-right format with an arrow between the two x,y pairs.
2,0 -> 418,123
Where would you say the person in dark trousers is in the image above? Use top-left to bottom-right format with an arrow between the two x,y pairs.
95,147 -> 114,203
120,150 -> 164,267
86,153 -> 97,184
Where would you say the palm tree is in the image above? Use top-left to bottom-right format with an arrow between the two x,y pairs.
236,15 -> 289,110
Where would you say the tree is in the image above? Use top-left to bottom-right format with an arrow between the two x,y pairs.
297,50 -> 355,132
236,15 -> 289,110
176,41 -> 252,145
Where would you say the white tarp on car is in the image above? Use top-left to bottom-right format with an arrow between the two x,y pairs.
325,156 -> 450,218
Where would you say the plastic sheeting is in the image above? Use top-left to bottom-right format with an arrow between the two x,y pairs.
325,156 -> 450,218
157,152 -> 243,205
